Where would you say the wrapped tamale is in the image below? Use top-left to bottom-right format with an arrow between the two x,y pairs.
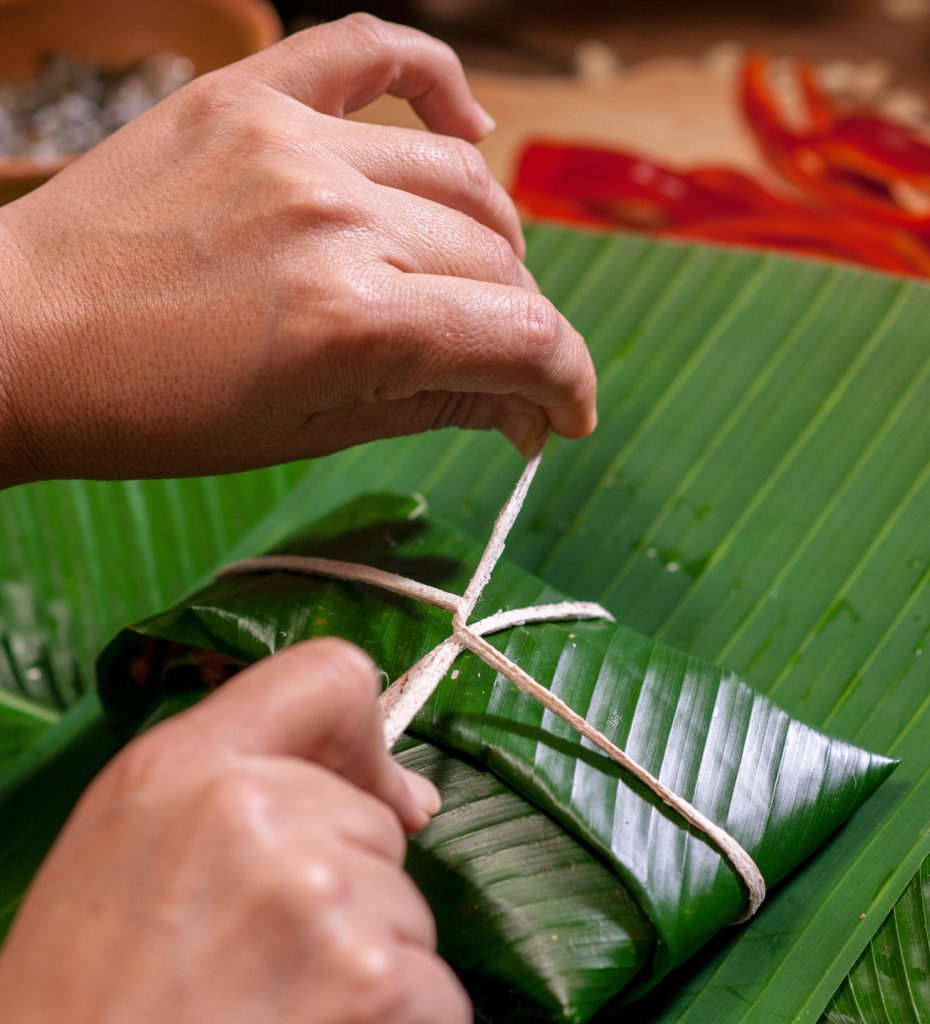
97,494 -> 895,1023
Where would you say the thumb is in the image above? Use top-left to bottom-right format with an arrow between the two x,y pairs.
168,638 -> 441,832
295,391 -> 550,460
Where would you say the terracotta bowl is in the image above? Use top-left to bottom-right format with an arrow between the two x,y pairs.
0,0 -> 282,204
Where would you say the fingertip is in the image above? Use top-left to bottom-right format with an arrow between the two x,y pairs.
451,103 -> 497,145
403,769 -> 442,831
475,102 -> 497,136
378,762 -> 441,834
573,401 -> 599,438
545,397 -> 599,439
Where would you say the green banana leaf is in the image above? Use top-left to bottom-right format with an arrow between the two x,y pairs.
821,852 -> 930,1024
395,736 -> 652,1024
0,581 -> 75,771
0,694 -> 124,932
1,226 -> 930,1020
93,491 -> 894,1015
0,693 -> 53,775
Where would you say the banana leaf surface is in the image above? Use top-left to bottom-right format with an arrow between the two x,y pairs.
0,581 -> 79,772
822,852 -> 930,1024
93,492 -> 895,1019
2,227 -> 930,1021
395,736 -> 652,1024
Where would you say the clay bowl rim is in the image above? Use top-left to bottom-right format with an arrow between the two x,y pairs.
0,0 -> 283,183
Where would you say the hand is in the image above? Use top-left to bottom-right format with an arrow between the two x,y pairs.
0,639 -> 469,1024
0,14 -> 596,486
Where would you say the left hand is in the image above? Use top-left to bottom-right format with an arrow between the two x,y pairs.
0,15 -> 596,485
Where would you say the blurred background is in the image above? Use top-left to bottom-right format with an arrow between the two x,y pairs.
275,0 -> 930,89
3,0 -> 930,275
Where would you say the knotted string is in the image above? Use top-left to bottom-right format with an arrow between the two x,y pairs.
218,433 -> 765,921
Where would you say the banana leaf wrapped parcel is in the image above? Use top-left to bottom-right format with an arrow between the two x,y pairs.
98,494 -> 895,1023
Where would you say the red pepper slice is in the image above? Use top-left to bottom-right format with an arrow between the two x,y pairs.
742,54 -> 930,224
511,58 -> 930,279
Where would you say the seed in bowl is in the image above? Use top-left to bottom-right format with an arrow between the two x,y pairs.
0,53 -> 195,161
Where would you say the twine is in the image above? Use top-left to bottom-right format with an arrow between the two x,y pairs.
219,433 -> 765,920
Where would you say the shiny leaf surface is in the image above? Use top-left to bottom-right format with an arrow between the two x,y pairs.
397,737 -> 652,1024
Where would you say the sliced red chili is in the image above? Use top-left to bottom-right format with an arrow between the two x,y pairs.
511,58 -> 930,280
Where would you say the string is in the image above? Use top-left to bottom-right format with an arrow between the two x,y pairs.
218,432 -> 766,921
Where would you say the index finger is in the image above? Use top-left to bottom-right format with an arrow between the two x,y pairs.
362,273 -> 598,441
249,14 -> 492,142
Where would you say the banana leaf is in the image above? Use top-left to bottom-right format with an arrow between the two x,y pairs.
93,491 -> 894,1018
395,736 -> 652,1023
1,227 -> 930,1020
0,694 -> 53,775
0,694 -> 124,932
821,852 -> 930,1024
0,581 -> 76,772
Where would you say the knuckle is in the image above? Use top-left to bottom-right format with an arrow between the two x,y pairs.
333,273 -> 387,355
448,137 -> 492,193
493,180 -> 521,222
579,351 -> 597,397
425,34 -> 462,71
492,187 -> 525,245
235,853 -> 348,949
520,293 -> 564,360
231,115 -> 274,153
478,229 -> 521,284
505,291 -> 588,400
340,11 -> 389,44
345,268 -> 384,321
178,73 -> 239,126
275,174 -> 365,230
101,732 -> 175,798
331,938 -> 407,1020
196,771 -> 271,839
294,853 -> 349,909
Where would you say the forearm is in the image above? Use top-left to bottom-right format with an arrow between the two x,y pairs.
0,212 -> 45,488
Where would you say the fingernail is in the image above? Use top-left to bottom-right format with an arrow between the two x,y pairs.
404,770 -> 442,819
501,411 -> 544,458
476,102 -> 497,134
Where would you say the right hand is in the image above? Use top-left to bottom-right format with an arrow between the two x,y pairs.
0,639 -> 470,1024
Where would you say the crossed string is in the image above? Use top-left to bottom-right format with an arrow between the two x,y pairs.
219,433 -> 765,921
